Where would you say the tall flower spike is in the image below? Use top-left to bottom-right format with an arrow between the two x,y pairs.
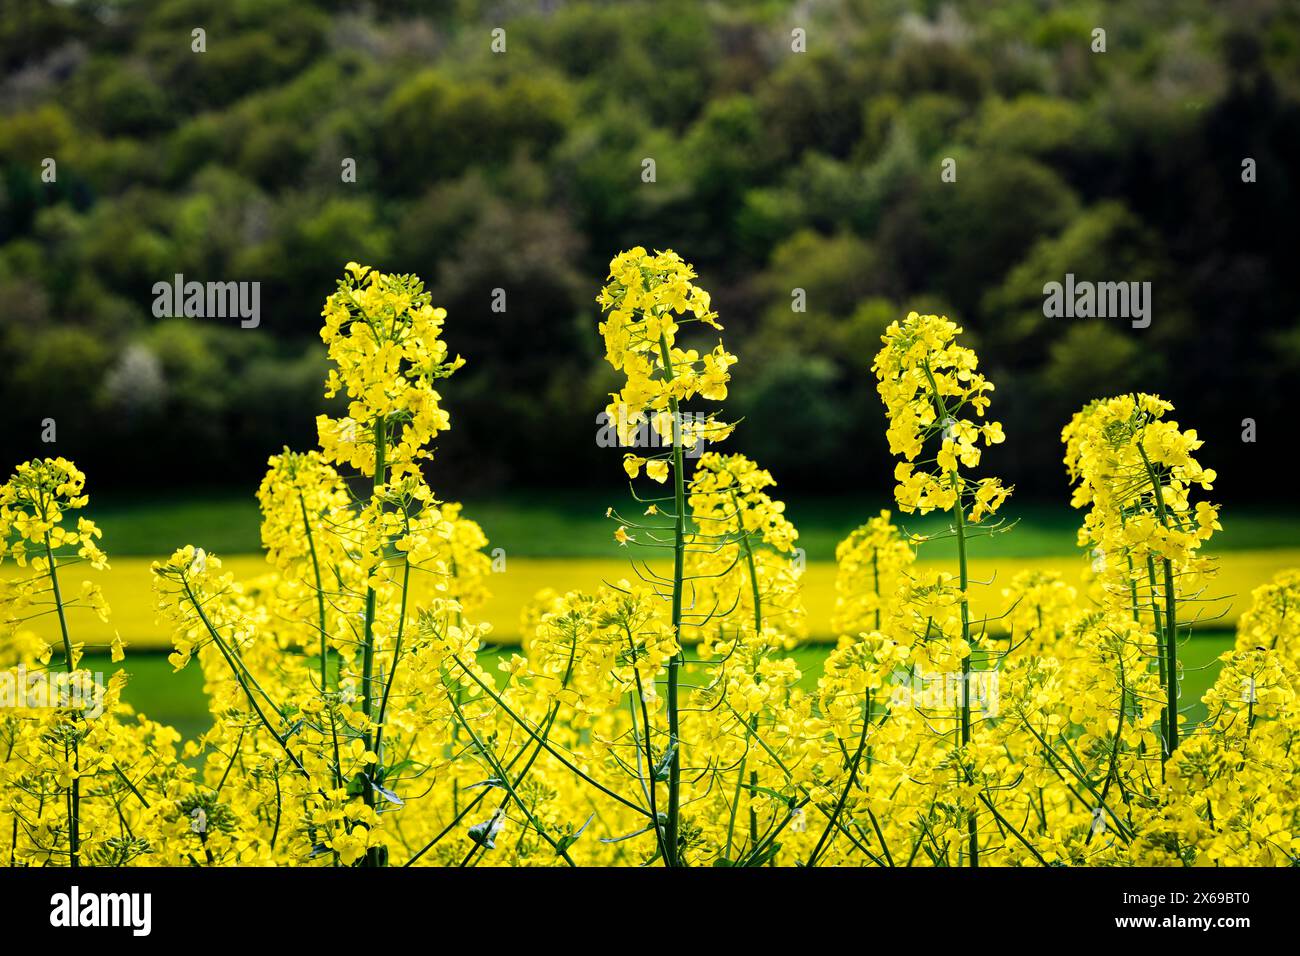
687,453 -> 797,554
872,312 -> 1010,523
871,310 -> 1010,869
1,458 -> 109,646
597,247 -> 737,472
685,452 -> 806,652
316,263 -> 464,479
1062,393 -> 1221,761
1062,393 -> 1220,574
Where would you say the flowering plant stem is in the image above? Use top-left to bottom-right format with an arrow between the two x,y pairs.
1136,441 -> 1180,758
43,532 -> 79,868
624,625 -> 669,864
726,701 -> 884,862
361,417 -> 387,866
297,492 -> 330,694
920,359 -> 979,867
406,695 -> 566,866
179,578 -> 312,781
950,487 -> 982,867
445,693 -> 577,866
806,691 -> 871,866
449,656 -> 652,817
658,332 -> 686,868
724,489 -> 761,862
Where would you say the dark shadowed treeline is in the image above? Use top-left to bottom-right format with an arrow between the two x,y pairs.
1,0 -> 1296,501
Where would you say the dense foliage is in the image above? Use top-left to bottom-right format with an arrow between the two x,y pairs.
2,0 -> 1297,498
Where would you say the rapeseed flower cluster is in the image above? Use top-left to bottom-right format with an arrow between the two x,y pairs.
316,262 -> 464,478
1063,394 -> 1222,758
3,257 -> 1296,868
597,246 -> 737,478
873,312 -> 1009,523
2,461 -> 182,867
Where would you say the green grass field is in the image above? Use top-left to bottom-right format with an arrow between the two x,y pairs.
86,491 -> 1300,561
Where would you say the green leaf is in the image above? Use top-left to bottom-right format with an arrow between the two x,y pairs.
371,780 -> 405,807
652,741 -> 678,782
743,841 -> 782,867
556,813 -> 595,854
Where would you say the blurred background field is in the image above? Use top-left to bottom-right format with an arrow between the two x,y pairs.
31,493 -> 1300,648
85,491 -> 1300,561
7,493 -> 1293,737
72,548 -> 1296,648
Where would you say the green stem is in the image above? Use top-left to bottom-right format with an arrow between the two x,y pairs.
724,701 -> 880,863
623,627 -> 669,865
872,548 -> 881,631
1145,556 -> 1169,760
374,525 -> 412,760
919,360 -> 978,867
657,331 -> 687,868
460,626 -> 582,867
298,492 -> 330,694
1161,557 -> 1178,753
732,489 -> 764,856
449,656 -> 651,817
179,579 -> 311,781
1137,441 -> 1179,759
361,417 -> 387,866
807,690 -> 872,866
43,534 -> 78,869
406,699 -> 566,866
446,694 -> 576,866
